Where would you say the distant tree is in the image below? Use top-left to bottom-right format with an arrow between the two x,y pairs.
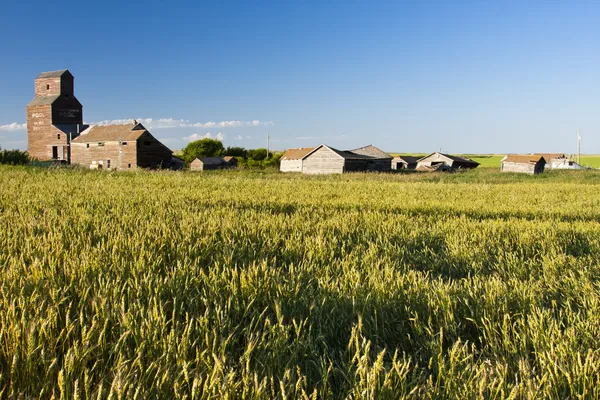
0,146 -> 29,165
225,146 -> 247,158
247,148 -> 268,161
261,152 -> 282,168
181,139 -> 224,163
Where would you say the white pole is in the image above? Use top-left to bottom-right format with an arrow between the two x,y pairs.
578,128 -> 581,164
267,132 -> 270,159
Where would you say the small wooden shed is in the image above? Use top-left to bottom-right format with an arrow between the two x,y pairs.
190,157 -> 226,171
501,155 -> 546,174
416,152 -> 479,170
280,147 -> 315,172
223,156 -> 238,168
392,155 -> 419,170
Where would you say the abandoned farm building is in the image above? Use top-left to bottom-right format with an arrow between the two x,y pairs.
26,70 -> 86,161
26,69 -> 178,170
280,147 -> 316,172
280,144 -> 393,174
416,152 -> 480,170
551,158 -> 585,170
71,121 -> 173,170
223,156 -> 238,167
392,155 -> 419,170
190,157 -> 228,171
533,153 -> 565,170
501,155 -> 546,174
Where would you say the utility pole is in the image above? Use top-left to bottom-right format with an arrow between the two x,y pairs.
578,128 -> 581,164
267,132 -> 270,159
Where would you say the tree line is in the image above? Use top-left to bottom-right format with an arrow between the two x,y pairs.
180,138 -> 282,168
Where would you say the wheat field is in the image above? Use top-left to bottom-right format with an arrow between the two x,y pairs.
1,166 -> 600,399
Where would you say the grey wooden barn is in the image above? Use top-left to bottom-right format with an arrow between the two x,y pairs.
416,152 -> 479,170
392,155 -> 419,170
294,144 -> 392,174
190,157 -> 227,171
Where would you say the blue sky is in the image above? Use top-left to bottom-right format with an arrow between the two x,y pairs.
1,0 -> 599,154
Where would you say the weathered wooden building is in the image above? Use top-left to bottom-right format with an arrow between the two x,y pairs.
416,152 -> 479,170
501,155 -> 546,174
346,145 -> 393,172
392,155 -> 419,170
190,157 -> 227,171
223,156 -> 238,167
551,158 -> 585,170
533,153 -> 566,170
70,121 -> 172,170
300,144 -> 392,174
26,70 -> 87,161
280,147 -> 315,172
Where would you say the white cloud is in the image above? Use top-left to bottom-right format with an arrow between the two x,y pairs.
0,122 -> 27,132
87,118 -> 273,130
186,132 -> 225,142
235,135 -> 243,140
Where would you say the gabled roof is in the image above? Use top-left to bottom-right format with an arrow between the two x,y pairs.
223,156 -> 237,162
193,157 -> 226,165
281,147 -> 316,160
394,155 -> 419,164
346,145 -> 392,159
417,152 -> 479,166
534,153 -> 566,161
27,94 -> 61,107
503,155 -> 545,164
36,70 -> 71,79
71,121 -> 147,143
301,144 -> 388,161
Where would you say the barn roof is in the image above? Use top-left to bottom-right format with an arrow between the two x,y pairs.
534,153 -> 566,161
36,70 -> 71,79
503,155 -> 545,164
394,155 -> 419,164
347,145 -> 393,159
281,147 -> 316,160
71,121 -> 147,143
417,152 -> 479,166
223,156 -> 237,162
194,157 -> 226,165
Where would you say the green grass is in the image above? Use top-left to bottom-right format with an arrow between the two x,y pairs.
1,166 -> 600,398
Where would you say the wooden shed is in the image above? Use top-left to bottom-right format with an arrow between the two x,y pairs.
533,154 -> 566,170
301,144 -> 392,174
501,155 -> 546,174
416,152 -> 479,170
346,145 -> 393,172
392,155 -> 419,170
190,157 -> 226,171
223,156 -> 238,167
280,147 -> 315,172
